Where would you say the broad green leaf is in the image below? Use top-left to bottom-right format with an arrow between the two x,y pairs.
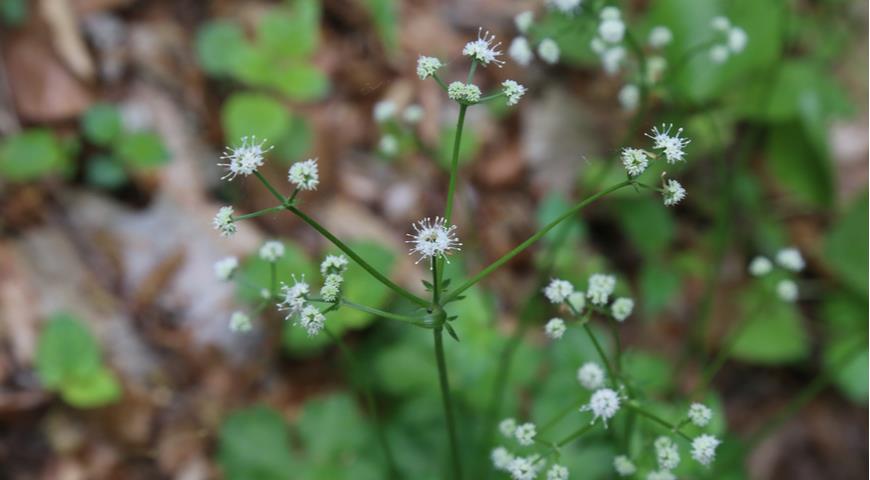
825,339 -> 868,405
639,261 -> 681,316
61,366 -> 122,408
623,350 -> 673,395
270,64 -> 330,101
36,313 -> 102,389
257,3 -> 319,60
824,190 -> 868,295
81,103 -> 123,146
195,20 -> 250,76
219,406 -> 297,480
615,198 -> 675,257
766,123 -> 834,207
273,116 -> 313,163
221,92 -> 291,146
295,394 -> 367,462
364,0 -> 398,53
730,289 -> 809,364
116,132 -> 169,168
85,154 -> 127,189
0,129 -> 69,181
0,0 -> 26,25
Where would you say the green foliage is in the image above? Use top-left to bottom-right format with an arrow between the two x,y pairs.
364,0 -> 398,53
218,406 -> 297,480
221,93 -> 290,146
766,123 -> 834,207
825,190 -> 869,295
196,21 -> 249,76
615,198 -> 675,257
85,154 -> 128,190
116,132 -> 170,168
0,129 -> 70,181
730,288 -> 809,364
35,313 -> 121,408
82,104 -> 123,147
0,0 -> 26,26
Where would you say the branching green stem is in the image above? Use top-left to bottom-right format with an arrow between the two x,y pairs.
444,105 -> 468,225
625,401 -> 692,443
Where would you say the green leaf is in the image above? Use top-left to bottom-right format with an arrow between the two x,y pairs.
81,103 -> 123,146
36,313 -> 102,389
0,0 -> 26,26
766,123 -> 834,207
116,132 -> 169,168
257,3 -> 320,60
639,261 -> 681,315
622,350 -> 673,395
219,406 -> 297,480
195,20 -> 250,76
825,339 -> 868,405
61,366 -> 122,408
273,116 -> 313,163
363,0 -> 398,53
221,92 -> 291,146
296,394 -> 367,462
0,129 -> 69,181
730,289 -> 809,364
270,64 -> 330,101
824,190 -> 868,295
615,198 -> 675,257
85,154 -> 128,189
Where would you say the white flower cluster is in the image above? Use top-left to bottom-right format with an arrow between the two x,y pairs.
507,11 -> 560,66
691,434 -> 721,466
709,16 -> 748,64
229,311 -> 252,332
288,158 -> 320,191
219,136 -> 272,180
416,56 -> 442,80
493,419 -> 567,480
688,402 -> 713,426
213,206 -> 237,237
544,275 -> 633,322
617,25 -> 670,111
618,124 -> 692,206
577,361 -> 605,390
654,436 -> 680,471
448,82 -> 482,104
214,256 -> 239,281
259,241 -> 285,262
275,254 -> 349,336
502,80 -> 527,106
544,317 -> 566,339
547,0 -> 582,14
647,124 -> 691,164
748,247 -> 804,302
590,7 -> 627,76
406,216 -> 462,267
613,455 -> 636,476
580,387 -> 624,427
463,28 -> 504,67
587,273 -> 616,306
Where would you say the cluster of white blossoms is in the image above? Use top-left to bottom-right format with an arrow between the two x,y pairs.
288,158 -> 320,191
213,206 -> 237,237
229,311 -> 252,332
319,254 -> 349,302
708,16 -> 748,64
613,455 -> 636,476
214,256 -> 239,281
543,274 -> 633,322
587,273 -> 616,306
691,434 -> 722,466
748,247 -> 804,302
463,28 -> 505,67
590,7 -> 627,76
577,361 -> 605,390
544,317 -> 566,339
502,80 -> 527,106
618,25 -> 671,111
416,56 -> 442,79
618,124 -> 691,207
218,136 -> 272,180
654,436 -> 680,471
647,123 -> 691,164
275,254 -> 349,336
507,10 -> 560,66
493,418 -> 567,480
688,402 -> 713,427
580,387 -> 624,427
371,100 -> 424,158
448,82 -> 483,104
406,217 -> 461,267
258,240 -> 285,262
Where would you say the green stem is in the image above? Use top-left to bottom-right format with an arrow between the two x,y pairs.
432,73 -> 449,92
539,396 -> 589,434
233,205 -> 286,221
269,262 -> 277,298
444,180 -> 633,302
625,402 -> 692,443
325,327 -> 400,478
555,422 -> 597,448
309,298 -> 431,327
583,323 -> 619,388
434,328 -> 463,479
444,104 -> 468,225
288,206 -> 430,308
254,171 -> 287,204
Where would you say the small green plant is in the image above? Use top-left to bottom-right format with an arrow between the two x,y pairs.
35,313 -> 122,408
0,129 -> 71,182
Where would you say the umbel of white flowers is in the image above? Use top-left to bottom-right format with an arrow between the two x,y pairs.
406,216 -> 462,267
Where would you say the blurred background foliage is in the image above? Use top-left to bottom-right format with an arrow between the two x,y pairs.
0,0 -> 867,479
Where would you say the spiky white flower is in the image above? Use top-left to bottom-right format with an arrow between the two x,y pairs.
373,100 -> 396,123
655,436 -> 681,471
416,56 -> 442,79
218,136 -> 271,180
711,16 -> 731,31
259,241 -> 285,262
587,274 -> 616,306
406,217 -> 461,265
379,134 -> 399,156
709,45 -> 730,64
463,28 -> 504,67
214,256 -> 239,281
403,104 -> 424,124
499,418 -> 518,438
776,247 -> 805,272
613,455 -> 636,476
213,206 -> 237,237
601,46 -> 626,75
749,256 -> 773,276
618,84 -> 640,111
509,37 -> 534,66
492,447 -> 514,471
319,273 -> 344,302
545,318 -> 567,339
621,147 -> 648,176
538,38 -> 560,64
647,471 -> 676,480
577,362 -> 605,390
508,456 -> 540,480
648,26 -> 673,48
548,0 -> 582,14
297,304 -> 326,336
776,279 -> 799,302
547,464 -> 568,480
502,80 -> 527,106
229,311 -> 252,332
728,27 -> 748,53
447,82 -> 482,104
277,275 -> 310,316
688,402 -> 713,427
647,124 -> 690,163
611,297 -> 634,322
599,18 -> 625,44
544,278 -> 574,304
663,179 -> 687,207
691,434 -> 721,466
320,254 -> 349,276
567,291 -> 586,312
515,11 -> 534,33
581,388 -> 623,427
288,158 -> 319,191
514,422 -> 537,446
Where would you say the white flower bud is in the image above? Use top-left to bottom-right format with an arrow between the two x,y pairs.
577,362 -> 605,390
545,318 -> 567,339
509,37 -> 534,66
538,38 -> 560,64
214,256 -> 239,281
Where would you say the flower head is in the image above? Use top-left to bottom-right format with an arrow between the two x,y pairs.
508,456 -> 541,480
600,6 -> 621,20
297,304 -> 326,336
277,274 -> 310,317
379,134 -> 399,156
577,362 -> 605,390
663,179 -> 687,207
648,26 -> 673,48
491,447 -> 514,471
288,158 -> 319,191
259,241 -> 285,262
711,16 -> 731,31
544,278 -> 574,304
776,247 -> 805,272
728,27 -> 748,53
373,100 -> 396,123
691,434 -> 721,466
646,124 -> 690,163
581,388 -> 623,427
655,436 -> 681,470
613,455 -> 636,476
403,104 -> 424,124
545,318 -> 567,339
611,297 -> 634,322
710,44 -> 729,63
548,0 -> 582,14
447,82 -> 482,104
406,217 -> 461,266
647,471 -> 676,480
547,464 -> 569,480
219,136 -> 271,180
319,273 -> 344,302
749,256 -> 772,276
214,256 -> 239,281
777,279 -> 798,302
587,274 -> 616,306
619,84 -> 640,111
229,311 -> 252,332
621,147 -> 649,176
601,46 -> 626,75
514,422 -> 537,446
515,11 -> 534,33
499,418 -> 518,438
320,254 -> 349,276
213,206 -> 237,237
416,56 -> 442,79
599,17 -> 625,44
463,28 -> 504,67
688,402 -> 713,427
538,38 -> 560,64
509,37 -> 534,66
502,80 -> 527,106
